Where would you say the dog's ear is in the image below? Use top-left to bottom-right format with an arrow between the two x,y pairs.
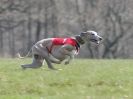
80,32 -> 87,36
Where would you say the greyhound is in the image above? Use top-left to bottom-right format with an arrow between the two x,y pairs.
18,30 -> 102,70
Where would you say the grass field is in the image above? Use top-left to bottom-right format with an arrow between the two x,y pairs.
0,58 -> 133,99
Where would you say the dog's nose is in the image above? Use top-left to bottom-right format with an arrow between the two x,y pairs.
99,37 -> 102,41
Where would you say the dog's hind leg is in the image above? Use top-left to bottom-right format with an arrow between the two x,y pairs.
21,54 -> 43,69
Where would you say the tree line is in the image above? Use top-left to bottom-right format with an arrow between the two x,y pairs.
0,0 -> 133,58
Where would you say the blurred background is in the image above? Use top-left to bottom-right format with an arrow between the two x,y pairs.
0,0 -> 133,58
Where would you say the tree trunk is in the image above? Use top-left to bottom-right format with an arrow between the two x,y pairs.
27,15 -> 32,51
44,4 -> 48,38
35,20 -> 41,42
35,3 -> 42,42
0,31 -> 4,56
50,0 -> 59,37
11,28 -> 15,57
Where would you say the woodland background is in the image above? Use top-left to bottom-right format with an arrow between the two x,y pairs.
0,0 -> 133,58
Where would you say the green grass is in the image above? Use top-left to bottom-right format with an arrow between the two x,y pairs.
0,58 -> 133,99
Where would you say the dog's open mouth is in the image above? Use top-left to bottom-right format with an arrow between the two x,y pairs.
90,39 -> 99,44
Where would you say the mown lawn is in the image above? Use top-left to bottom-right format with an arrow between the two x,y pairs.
0,58 -> 133,99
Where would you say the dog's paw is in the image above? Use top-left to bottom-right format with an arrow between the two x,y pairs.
21,65 -> 26,70
56,61 -> 61,64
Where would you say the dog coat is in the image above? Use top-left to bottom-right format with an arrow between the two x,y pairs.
46,38 -> 80,54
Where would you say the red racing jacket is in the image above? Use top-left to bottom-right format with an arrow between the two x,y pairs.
46,38 -> 80,54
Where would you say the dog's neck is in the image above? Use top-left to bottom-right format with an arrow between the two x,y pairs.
74,35 -> 85,45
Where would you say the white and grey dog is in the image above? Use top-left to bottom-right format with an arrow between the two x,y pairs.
18,30 -> 102,70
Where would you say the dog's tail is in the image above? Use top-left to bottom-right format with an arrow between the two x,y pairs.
17,48 -> 32,59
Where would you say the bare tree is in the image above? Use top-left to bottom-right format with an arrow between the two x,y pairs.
50,0 -> 59,37
35,3 -> 42,42
0,30 -> 4,56
0,0 -> 133,58
101,0 -> 133,58
44,5 -> 48,38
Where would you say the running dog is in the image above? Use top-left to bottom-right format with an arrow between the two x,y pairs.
18,30 -> 102,70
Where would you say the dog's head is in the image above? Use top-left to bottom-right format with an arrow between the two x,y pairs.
80,30 -> 102,44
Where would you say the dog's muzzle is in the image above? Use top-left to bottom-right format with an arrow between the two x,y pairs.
90,37 -> 102,44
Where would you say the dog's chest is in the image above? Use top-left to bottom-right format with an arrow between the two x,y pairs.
50,45 -> 68,60
50,44 -> 76,61
46,38 -> 79,60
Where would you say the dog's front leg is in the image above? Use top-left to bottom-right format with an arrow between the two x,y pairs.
64,56 -> 71,65
60,45 -> 74,65
64,53 -> 74,65
49,54 -> 61,64
44,56 -> 57,70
